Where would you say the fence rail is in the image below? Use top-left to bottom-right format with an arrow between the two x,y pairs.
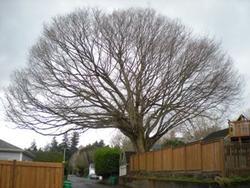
130,139 -> 225,175
0,160 -> 64,188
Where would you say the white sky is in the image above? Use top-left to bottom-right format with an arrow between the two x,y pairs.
0,0 -> 250,149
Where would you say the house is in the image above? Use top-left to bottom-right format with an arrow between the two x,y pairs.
89,163 -> 96,175
0,139 -> 34,161
228,114 -> 250,143
203,114 -> 250,143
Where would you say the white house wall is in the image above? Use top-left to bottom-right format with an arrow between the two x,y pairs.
0,151 -> 21,161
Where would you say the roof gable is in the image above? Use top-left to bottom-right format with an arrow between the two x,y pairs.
0,139 -> 23,152
236,114 -> 249,121
202,128 -> 229,142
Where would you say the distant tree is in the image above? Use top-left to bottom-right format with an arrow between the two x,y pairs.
84,140 -> 106,151
69,132 -> 79,156
110,131 -> 134,151
5,8 -> 242,152
50,137 -> 59,152
180,116 -> 222,142
69,150 -> 89,176
69,140 -> 106,175
28,140 -> 38,152
80,140 -> 106,163
61,133 -> 70,149
43,143 -> 51,152
58,133 -> 70,160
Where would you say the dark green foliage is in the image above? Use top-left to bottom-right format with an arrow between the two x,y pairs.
69,140 -> 106,176
62,133 -> 70,148
94,147 -> 120,178
83,168 -> 89,177
84,140 -> 105,151
50,137 -> 60,152
69,132 -> 79,156
34,151 -> 63,162
162,139 -> 185,148
64,161 -> 69,178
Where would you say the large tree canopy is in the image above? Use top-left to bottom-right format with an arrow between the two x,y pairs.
5,9 -> 241,152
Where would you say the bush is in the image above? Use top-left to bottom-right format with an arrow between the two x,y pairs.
94,147 -> 120,178
162,139 -> 185,148
34,151 -> 63,162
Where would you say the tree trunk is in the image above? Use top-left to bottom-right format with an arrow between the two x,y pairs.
132,135 -> 158,153
132,133 -> 147,153
134,139 -> 146,153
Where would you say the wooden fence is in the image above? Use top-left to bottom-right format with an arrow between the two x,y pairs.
130,139 -> 225,175
0,160 -> 64,188
224,143 -> 250,176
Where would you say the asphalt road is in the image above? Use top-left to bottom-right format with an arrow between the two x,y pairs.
68,175 -> 126,188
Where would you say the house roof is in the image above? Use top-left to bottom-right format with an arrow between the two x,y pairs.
230,114 -> 250,123
202,128 -> 229,142
0,139 -> 35,159
236,114 -> 248,121
0,139 -> 23,152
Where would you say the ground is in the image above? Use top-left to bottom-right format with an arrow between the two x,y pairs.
68,175 -> 126,188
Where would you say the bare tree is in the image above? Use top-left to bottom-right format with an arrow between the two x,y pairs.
179,116 -> 223,142
110,131 -> 134,151
4,8 -> 241,152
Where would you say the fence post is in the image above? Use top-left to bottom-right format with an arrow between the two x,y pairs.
62,162 -> 65,187
220,139 -> 226,177
11,160 -> 17,188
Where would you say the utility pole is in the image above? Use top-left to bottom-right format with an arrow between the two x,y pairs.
63,148 -> 66,162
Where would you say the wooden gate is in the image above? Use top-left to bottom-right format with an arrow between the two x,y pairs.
224,143 -> 250,176
0,160 -> 64,188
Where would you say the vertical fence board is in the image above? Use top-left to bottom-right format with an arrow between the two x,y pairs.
139,153 -> 146,171
153,150 -> 162,171
146,152 -> 154,171
186,143 -> 202,171
134,155 -> 139,171
202,140 -> 222,172
173,147 -> 185,171
130,156 -> 134,171
162,148 -> 172,171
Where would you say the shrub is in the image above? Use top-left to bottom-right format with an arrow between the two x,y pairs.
162,139 -> 185,148
34,151 -> 63,162
94,147 -> 120,178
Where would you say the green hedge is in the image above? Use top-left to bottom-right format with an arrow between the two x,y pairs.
94,147 -> 120,178
34,151 -> 63,162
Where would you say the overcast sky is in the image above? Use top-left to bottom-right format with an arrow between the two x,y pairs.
0,0 -> 250,149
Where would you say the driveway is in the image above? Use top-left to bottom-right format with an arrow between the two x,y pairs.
68,175 -> 127,188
